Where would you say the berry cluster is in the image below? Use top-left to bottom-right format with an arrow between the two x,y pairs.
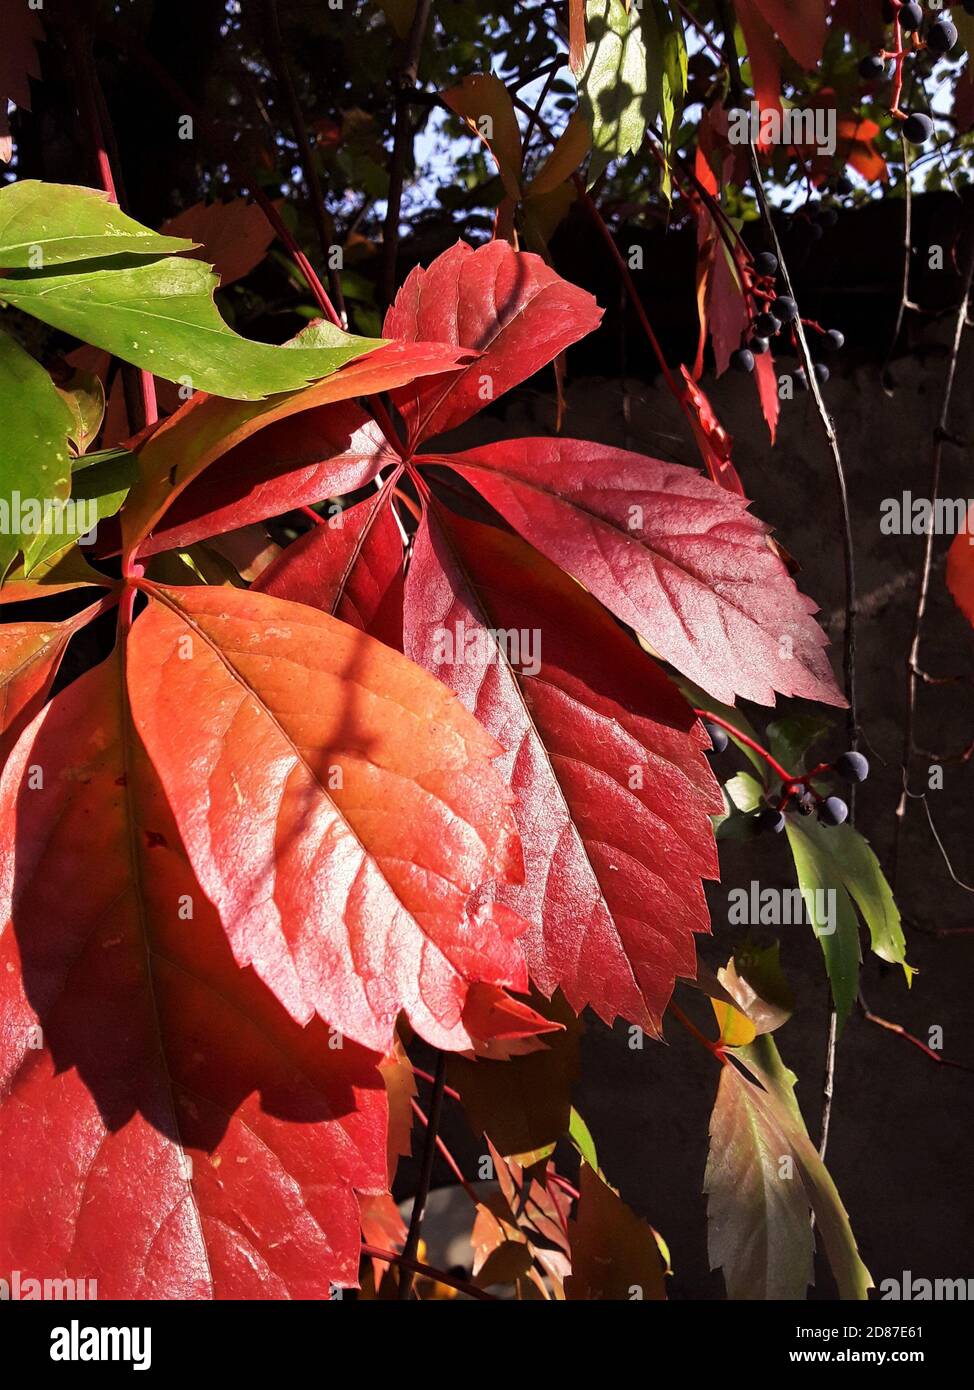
858,3 -> 958,146
703,721 -> 870,834
729,250 -> 843,385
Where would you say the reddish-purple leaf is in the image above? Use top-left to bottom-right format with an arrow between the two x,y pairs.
253,485 -> 403,639
0,651 -> 388,1298
404,506 -> 722,1035
123,340 -> 466,555
383,240 -> 602,447
439,439 -> 845,707
138,401 -> 397,555
126,582 -> 527,1052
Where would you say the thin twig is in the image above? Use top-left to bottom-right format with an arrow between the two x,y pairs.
398,1049 -> 447,1299
858,992 -> 974,1073
882,134 -> 913,391
891,246 -> 974,887
361,1243 -> 496,1300
381,0 -> 433,305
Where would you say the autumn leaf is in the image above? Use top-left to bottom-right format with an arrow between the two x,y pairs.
126,582 -> 527,1052
0,650 -> 388,1297
566,1163 -> 667,1301
159,199 -> 277,287
405,506 -> 722,1035
440,438 -> 846,707
124,339 -> 464,555
383,239 -> 602,447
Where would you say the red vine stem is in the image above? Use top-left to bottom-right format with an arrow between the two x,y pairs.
409,1098 -> 479,1204
668,1001 -> 727,1062
692,708 -> 793,785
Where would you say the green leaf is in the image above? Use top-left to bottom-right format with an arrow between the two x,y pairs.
784,817 -> 862,1029
56,367 -> 105,454
0,181 -> 195,268
0,331 -> 74,580
24,447 -> 138,574
642,0 -> 687,201
715,770 -> 764,840
0,257 -> 381,401
731,1038 -> 873,1301
568,1107 -> 600,1173
788,816 -> 913,990
578,0 -> 657,186
705,1061 -> 815,1299
767,713 -> 834,779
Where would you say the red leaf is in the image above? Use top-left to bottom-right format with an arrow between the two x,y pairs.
460,980 -> 564,1060
679,366 -> 745,496
383,240 -> 602,447
751,0 -> 829,70
404,506 -> 721,1035
126,583 -> 527,1051
440,439 -> 845,707
0,3 -> 43,113
123,340 -> 466,555
754,348 -> 780,444
947,508 -> 974,627
139,401 -> 397,555
568,0 -> 586,73
253,485 -> 403,638
0,652 -> 388,1297
735,0 -> 782,119
160,199 -> 277,287
0,619 -> 74,736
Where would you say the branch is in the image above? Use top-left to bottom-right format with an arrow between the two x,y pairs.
892,247 -> 974,887
361,1243 -> 497,1300
398,1049 -> 447,1299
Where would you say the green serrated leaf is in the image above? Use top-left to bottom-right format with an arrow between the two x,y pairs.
729,1038 -> 873,1301
24,447 -> 138,574
0,181 -> 195,268
0,257 -> 381,402
0,331 -> 74,581
789,816 -> 913,987
784,817 -> 862,1029
767,713 -> 834,776
578,0 -> 658,186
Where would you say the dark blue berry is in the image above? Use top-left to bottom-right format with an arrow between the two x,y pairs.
755,311 -> 781,337
819,796 -> 849,827
731,347 -> 755,374
903,111 -> 934,145
704,721 -> 729,754
773,295 -> 798,323
927,18 -> 957,56
749,336 -> 770,355
822,328 -> 845,353
834,750 -> 870,782
756,806 -> 786,834
814,362 -> 830,385
753,251 -> 778,277
899,3 -> 923,33
859,55 -> 887,80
